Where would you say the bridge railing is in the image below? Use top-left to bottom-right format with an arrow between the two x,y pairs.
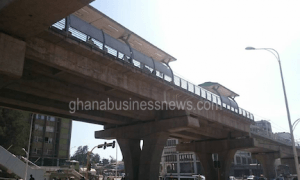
51,17 -> 254,121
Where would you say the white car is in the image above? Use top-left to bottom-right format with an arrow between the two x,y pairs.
247,175 -> 256,180
229,176 -> 236,180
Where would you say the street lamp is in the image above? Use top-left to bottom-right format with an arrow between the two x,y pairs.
22,148 -> 29,180
85,141 -> 115,179
293,118 -> 300,132
245,47 -> 300,179
22,114 -> 34,180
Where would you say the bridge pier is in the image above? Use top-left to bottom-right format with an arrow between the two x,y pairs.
117,132 -> 169,180
281,157 -> 300,175
177,138 -> 254,180
252,152 -> 279,179
195,150 -> 236,180
95,116 -> 199,180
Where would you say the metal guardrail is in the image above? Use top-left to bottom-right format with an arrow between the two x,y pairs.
51,18 -> 254,121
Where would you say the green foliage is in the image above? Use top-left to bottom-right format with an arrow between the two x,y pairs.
102,158 -> 109,166
0,108 -> 30,156
70,145 -> 101,165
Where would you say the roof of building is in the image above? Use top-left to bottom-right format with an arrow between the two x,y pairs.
73,5 -> 176,63
198,82 -> 239,98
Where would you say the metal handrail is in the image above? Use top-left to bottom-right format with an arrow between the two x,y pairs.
51,19 -> 254,121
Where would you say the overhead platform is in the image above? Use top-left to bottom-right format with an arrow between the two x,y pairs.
73,5 -> 176,63
199,82 -> 239,110
199,82 -> 239,98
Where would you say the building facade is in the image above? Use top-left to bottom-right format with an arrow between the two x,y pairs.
160,139 -> 264,179
230,151 -> 263,177
160,139 -> 203,180
28,114 -> 72,166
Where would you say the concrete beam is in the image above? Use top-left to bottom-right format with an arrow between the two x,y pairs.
25,34 -> 253,132
176,138 -> 255,153
0,32 -> 25,78
0,0 -> 93,39
95,116 -> 200,140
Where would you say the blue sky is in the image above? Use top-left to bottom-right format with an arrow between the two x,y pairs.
71,0 -> 300,160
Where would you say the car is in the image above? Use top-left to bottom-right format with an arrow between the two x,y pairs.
247,175 -> 256,180
229,176 -> 236,180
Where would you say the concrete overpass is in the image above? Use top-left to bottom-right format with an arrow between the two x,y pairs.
177,127 -> 300,180
0,2 -> 298,180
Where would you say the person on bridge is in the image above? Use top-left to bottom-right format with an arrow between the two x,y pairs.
29,174 -> 35,180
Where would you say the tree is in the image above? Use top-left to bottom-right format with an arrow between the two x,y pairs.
102,158 -> 109,166
91,153 -> 100,164
70,145 -> 101,165
71,145 -> 89,165
0,108 -> 30,156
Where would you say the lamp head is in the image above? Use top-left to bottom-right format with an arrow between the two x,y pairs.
245,47 -> 256,50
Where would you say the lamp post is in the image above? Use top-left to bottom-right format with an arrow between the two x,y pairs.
23,114 -> 34,180
245,47 -> 300,179
22,148 -> 29,180
293,118 -> 300,132
85,141 -> 115,179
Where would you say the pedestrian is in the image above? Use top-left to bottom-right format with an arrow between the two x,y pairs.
29,174 -> 35,180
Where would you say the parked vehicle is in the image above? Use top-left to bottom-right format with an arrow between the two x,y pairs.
229,176 -> 236,180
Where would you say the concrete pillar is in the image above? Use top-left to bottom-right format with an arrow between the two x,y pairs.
0,32 -> 25,78
196,153 -> 218,180
196,150 -> 236,180
138,132 -> 169,180
117,139 -> 141,180
117,132 -> 169,180
218,150 -> 236,180
281,158 -> 300,175
253,153 -> 277,179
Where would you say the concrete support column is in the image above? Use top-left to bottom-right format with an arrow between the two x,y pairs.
196,150 -> 236,180
253,153 -> 277,179
117,139 -> 141,180
196,153 -> 217,180
218,149 -> 236,180
281,158 -> 300,175
139,132 -> 169,180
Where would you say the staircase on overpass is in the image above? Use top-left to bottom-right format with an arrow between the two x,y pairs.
0,146 -> 44,180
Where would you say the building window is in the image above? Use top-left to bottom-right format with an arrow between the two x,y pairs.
165,155 -> 177,162
179,154 -> 193,161
236,156 -> 241,164
34,124 -> 43,131
242,157 -> 247,164
180,162 -> 194,173
166,139 -> 177,147
166,163 -> 177,173
36,114 -> 45,120
46,149 -> 53,155
34,136 -> 43,142
46,126 -> 54,132
46,116 -> 55,122
45,137 -> 53,143
33,148 -> 42,154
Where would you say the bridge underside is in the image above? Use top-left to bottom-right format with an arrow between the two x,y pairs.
1,24 -> 252,180
0,0 -> 93,39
